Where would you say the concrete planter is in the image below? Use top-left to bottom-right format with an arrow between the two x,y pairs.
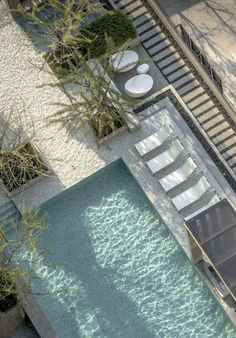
0,143 -> 53,198
0,303 -> 23,338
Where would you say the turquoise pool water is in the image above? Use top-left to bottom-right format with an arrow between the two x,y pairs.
28,159 -> 235,337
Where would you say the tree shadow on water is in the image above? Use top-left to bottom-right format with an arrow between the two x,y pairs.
66,220 -> 156,338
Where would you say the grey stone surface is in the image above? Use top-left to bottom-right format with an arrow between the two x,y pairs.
156,0 -> 236,108
177,79 -> 199,95
156,52 -> 180,68
167,65 -> 190,82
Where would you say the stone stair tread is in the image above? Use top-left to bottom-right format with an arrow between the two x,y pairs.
143,32 -> 167,49
222,145 -> 236,160
191,101 -> 215,116
157,52 -> 180,69
137,20 -> 157,35
202,114 -> 225,131
212,129 -> 235,145
172,73 -> 195,89
197,108 -> 220,124
128,6 -> 148,19
167,65 -> 190,82
207,122 -> 230,138
162,59 -> 185,75
152,46 -> 175,61
218,136 -> 236,152
117,0 -> 143,12
182,86 -> 205,101
140,26 -> 162,42
177,80 -> 200,96
227,156 -> 236,167
187,93 -> 210,110
133,12 -> 152,28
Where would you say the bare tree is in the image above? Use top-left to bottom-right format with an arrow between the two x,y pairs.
0,209 -> 64,312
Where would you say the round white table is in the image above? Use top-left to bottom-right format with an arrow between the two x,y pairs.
111,50 -> 139,73
125,74 -> 153,98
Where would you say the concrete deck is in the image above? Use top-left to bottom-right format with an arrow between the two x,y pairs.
157,0 -> 236,107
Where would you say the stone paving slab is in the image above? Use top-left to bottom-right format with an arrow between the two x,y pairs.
162,58 -> 185,74
157,52 -> 180,67
143,32 -> 167,49
208,122 -> 230,138
167,65 -> 189,82
212,129 -> 235,145
187,93 -> 210,110
197,108 -> 220,124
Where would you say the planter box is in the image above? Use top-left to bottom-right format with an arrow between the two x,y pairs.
0,143 -> 53,197
0,304 -> 23,338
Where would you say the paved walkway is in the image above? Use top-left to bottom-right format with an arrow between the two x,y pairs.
113,0 -> 236,179
157,0 -> 236,108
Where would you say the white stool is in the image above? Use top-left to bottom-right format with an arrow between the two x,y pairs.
137,63 -> 149,74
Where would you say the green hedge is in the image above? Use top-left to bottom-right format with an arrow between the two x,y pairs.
81,10 -> 137,58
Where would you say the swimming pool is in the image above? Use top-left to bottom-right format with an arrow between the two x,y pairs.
30,159 -> 235,337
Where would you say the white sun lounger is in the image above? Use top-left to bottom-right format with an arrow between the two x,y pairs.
146,139 -> 184,175
159,157 -> 197,192
171,177 -> 211,211
134,125 -> 173,159
184,195 -> 220,221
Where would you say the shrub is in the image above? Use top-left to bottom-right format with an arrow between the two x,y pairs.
80,10 -> 137,58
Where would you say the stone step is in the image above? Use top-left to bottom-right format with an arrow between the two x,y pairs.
167,65 -> 190,83
197,108 -> 220,124
191,100 -> 215,117
207,121 -> 230,138
162,59 -> 185,75
202,114 -> 225,132
133,12 -> 152,28
187,93 -> 210,110
212,129 -> 235,145
222,145 -> 236,160
137,19 -> 157,35
118,0 -> 143,12
182,86 -> 206,102
140,26 -> 163,43
152,46 -> 176,62
227,156 -> 236,168
177,80 -> 200,96
158,52 -> 180,69
218,135 -> 236,153
172,73 -> 195,90
128,6 -> 148,19
146,33 -> 169,52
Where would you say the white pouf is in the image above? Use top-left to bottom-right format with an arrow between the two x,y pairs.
111,50 -> 139,73
125,74 -> 153,98
137,63 -> 149,74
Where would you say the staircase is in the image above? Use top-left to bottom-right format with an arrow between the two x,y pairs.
114,0 -> 236,175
